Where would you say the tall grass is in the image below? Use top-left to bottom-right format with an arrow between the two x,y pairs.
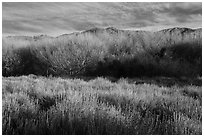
2,76 -> 202,135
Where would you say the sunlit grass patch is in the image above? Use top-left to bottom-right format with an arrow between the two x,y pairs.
2,76 -> 202,135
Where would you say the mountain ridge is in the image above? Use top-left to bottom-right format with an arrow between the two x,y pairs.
4,27 -> 202,39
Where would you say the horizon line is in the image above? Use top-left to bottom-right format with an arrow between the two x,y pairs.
2,26 -> 202,38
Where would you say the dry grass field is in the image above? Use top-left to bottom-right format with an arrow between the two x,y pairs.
2,75 -> 202,135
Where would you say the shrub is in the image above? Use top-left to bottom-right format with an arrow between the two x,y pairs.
2,30 -> 202,78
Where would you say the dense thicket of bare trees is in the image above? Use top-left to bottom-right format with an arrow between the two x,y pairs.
2,28 -> 202,77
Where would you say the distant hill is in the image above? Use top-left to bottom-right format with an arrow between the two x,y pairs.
5,27 -> 201,47
56,27 -> 201,49
154,27 -> 201,46
5,34 -> 53,41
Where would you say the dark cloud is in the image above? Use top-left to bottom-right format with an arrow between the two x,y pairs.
2,2 -> 202,36
161,3 -> 202,16
156,3 -> 202,23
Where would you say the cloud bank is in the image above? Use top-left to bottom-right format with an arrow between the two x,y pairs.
2,2 -> 202,36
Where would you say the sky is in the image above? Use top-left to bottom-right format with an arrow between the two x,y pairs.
2,2 -> 202,36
